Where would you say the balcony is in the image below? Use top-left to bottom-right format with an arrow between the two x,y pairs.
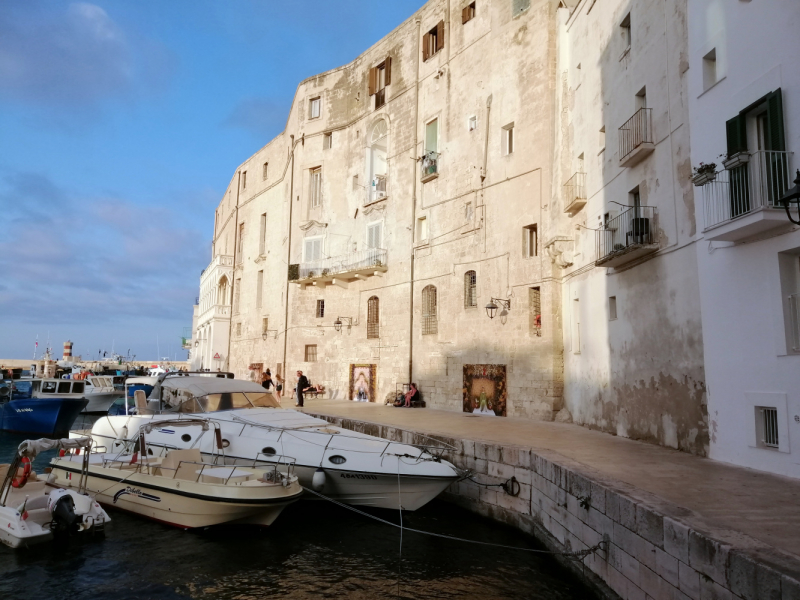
421,151 -> 439,182
199,304 -> 231,322
563,172 -> 587,214
366,174 -> 387,204
702,150 -> 794,242
596,206 -> 659,268
200,255 -> 234,283
619,108 -> 654,168
290,248 -> 388,289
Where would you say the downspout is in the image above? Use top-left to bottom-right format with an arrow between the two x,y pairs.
408,18 -> 422,386
282,136 -> 297,381
225,170 -> 241,372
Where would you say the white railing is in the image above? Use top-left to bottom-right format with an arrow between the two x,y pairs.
366,174 -> 387,204
703,151 -> 793,230
199,304 -> 231,323
200,255 -> 234,278
299,248 -> 387,280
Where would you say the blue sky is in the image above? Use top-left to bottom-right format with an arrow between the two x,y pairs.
0,0 -> 424,362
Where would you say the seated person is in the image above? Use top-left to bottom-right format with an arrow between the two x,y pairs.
394,383 -> 419,407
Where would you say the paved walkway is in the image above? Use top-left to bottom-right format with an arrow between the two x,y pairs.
303,398 -> 800,560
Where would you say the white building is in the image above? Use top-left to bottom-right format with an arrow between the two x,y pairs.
688,0 -> 800,477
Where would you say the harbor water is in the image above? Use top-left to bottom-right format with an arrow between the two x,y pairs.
0,423 -> 595,600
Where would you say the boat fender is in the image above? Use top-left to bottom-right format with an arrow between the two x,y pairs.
113,426 -> 129,450
11,457 -> 32,489
48,488 -> 80,535
312,468 -> 326,492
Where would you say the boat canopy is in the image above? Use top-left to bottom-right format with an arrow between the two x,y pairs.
158,376 -> 281,413
17,436 -> 93,458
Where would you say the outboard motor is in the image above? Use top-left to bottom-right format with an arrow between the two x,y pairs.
48,488 -> 80,535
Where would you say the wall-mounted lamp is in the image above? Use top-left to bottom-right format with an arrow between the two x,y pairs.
261,330 -> 278,340
194,341 -> 199,348
333,317 -> 353,332
485,298 -> 511,320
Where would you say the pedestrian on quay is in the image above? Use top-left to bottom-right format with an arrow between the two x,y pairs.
261,369 -> 274,391
274,374 -> 284,402
295,370 -> 309,408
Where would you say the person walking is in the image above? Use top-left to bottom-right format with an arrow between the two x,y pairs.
261,369 -> 273,391
274,373 -> 284,402
295,370 -> 309,408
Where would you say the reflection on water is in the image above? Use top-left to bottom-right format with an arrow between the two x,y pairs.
0,427 -> 594,600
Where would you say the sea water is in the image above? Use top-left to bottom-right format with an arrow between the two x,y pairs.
0,424 -> 595,600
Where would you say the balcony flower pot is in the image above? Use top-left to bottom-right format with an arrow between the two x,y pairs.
722,152 -> 750,170
691,171 -> 716,186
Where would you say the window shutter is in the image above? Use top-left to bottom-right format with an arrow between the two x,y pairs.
368,67 -> 377,96
766,88 -> 786,152
422,32 -> 430,61
436,20 -> 445,52
725,115 -> 747,156
462,6 -> 469,23
384,56 -> 392,86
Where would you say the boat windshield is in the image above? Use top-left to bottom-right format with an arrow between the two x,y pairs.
177,391 -> 280,413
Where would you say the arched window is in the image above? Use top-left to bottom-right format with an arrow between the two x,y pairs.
218,276 -> 229,306
367,296 -> 380,339
464,270 -> 477,308
422,285 -> 438,335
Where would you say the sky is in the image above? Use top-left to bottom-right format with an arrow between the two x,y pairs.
0,0 -> 424,362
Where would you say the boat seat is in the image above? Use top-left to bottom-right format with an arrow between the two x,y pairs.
26,495 -> 49,510
134,390 -> 153,415
162,448 -> 202,481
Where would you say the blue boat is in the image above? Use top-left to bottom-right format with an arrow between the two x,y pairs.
0,379 -> 88,436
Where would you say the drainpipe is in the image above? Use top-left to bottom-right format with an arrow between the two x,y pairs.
225,170 -> 241,372
282,135 -> 297,382
408,18 -> 422,386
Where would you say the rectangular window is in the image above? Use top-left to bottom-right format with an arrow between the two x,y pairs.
464,202 -> 473,222
259,213 -> 267,255
417,217 -> 428,242
309,167 -> 322,208
422,21 -> 444,61
309,97 -> 321,119
523,224 -> 538,257
316,299 -> 325,318
462,2 -> 476,24
262,317 -> 269,334
636,86 -> 647,110
756,407 -> 779,449
367,222 -> 383,249
572,298 -> 581,354
236,223 -> 245,264
304,237 -> 322,262
256,270 -> 264,309
621,13 -> 631,50
262,162 -> 268,180
609,296 -> 617,321
233,280 -> 241,314
502,123 -> 515,155
353,175 -> 359,191
703,48 -> 717,91
242,171 -> 247,189
530,287 -> 542,335
236,322 -> 242,337
305,344 -> 317,362
323,132 -> 332,150
369,57 -> 392,110
58,381 -> 71,394
425,119 -> 439,153
468,115 -> 477,132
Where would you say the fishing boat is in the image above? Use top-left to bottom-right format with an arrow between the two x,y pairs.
51,419 -> 302,529
0,437 -> 109,549
80,372 -> 461,511
0,378 -> 88,435
81,376 -> 123,413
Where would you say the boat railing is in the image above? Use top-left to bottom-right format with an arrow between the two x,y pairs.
251,453 -> 297,480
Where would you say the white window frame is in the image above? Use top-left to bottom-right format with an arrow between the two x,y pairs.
309,167 -> 322,208
303,236 -> 324,262
309,97 -> 321,119
366,220 -> 384,250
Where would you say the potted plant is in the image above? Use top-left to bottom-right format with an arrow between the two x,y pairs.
720,151 -> 750,170
690,162 -> 717,186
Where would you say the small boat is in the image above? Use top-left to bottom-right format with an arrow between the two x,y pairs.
0,437 -> 110,549
52,419 -> 303,529
81,376 -> 123,413
0,379 -> 88,435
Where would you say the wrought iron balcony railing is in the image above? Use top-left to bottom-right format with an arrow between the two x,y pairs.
618,108 -> 654,166
596,205 -> 658,267
563,172 -> 586,214
294,248 -> 387,281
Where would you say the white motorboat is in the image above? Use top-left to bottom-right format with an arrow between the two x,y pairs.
81,376 -> 123,413
0,437 -> 110,549
51,419 -> 302,529
82,372 -> 460,511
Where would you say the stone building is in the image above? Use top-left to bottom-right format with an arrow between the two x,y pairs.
190,0 -> 712,457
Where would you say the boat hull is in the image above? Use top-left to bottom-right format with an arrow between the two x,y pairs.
49,460 -> 301,529
82,392 -> 123,414
0,397 -> 88,435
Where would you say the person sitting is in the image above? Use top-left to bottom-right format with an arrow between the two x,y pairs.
403,383 -> 420,408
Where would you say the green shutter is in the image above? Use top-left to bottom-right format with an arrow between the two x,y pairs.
765,88 -> 786,151
725,114 -> 747,156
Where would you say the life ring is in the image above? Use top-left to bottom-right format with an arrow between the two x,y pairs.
12,457 -> 32,488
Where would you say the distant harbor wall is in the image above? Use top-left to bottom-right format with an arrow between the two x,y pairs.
308,412 -> 800,600
0,359 -> 190,370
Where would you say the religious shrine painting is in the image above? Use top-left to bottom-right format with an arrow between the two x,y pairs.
349,364 -> 377,402
462,364 -> 507,417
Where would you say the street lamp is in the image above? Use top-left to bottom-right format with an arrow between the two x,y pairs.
262,330 -> 278,340
333,316 -> 353,332
485,298 -> 511,320
194,340 -> 199,348
780,170 -> 800,225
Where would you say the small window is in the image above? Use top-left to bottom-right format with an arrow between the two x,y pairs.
464,270 -> 477,308
261,447 -> 276,456
502,123 -> 515,156
417,216 -> 428,242
328,455 -> 346,465
620,13 -> 631,50
262,317 -> 269,334
262,162 -> 268,180
599,126 -> 606,152
425,119 -> 439,153
43,381 -> 56,393
256,270 -> 264,309
237,223 -> 245,262
259,213 -> 267,255
236,322 -> 242,337
636,86 -> 647,110
309,97 -> 321,119
512,0 -> 530,17
468,115 -> 477,132
530,287 -> 542,335
609,296 -> 617,321
464,202 -> 474,222
309,167 -> 322,208
422,285 -> 438,335
71,382 -> 84,394
316,299 -> 325,318
58,381 -> 71,394
353,175 -> 359,191
242,171 -> 247,189
422,21 -> 444,61
367,296 -> 380,339
756,407 -> 779,449
304,237 -> 322,262
703,48 -> 717,91
367,222 -> 383,249
462,2 -> 476,24
305,344 -> 318,362
369,58 -> 391,110
323,132 -> 332,150
523,224 -> 538,258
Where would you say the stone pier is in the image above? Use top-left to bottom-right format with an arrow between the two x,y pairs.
306,400 -> 800,600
